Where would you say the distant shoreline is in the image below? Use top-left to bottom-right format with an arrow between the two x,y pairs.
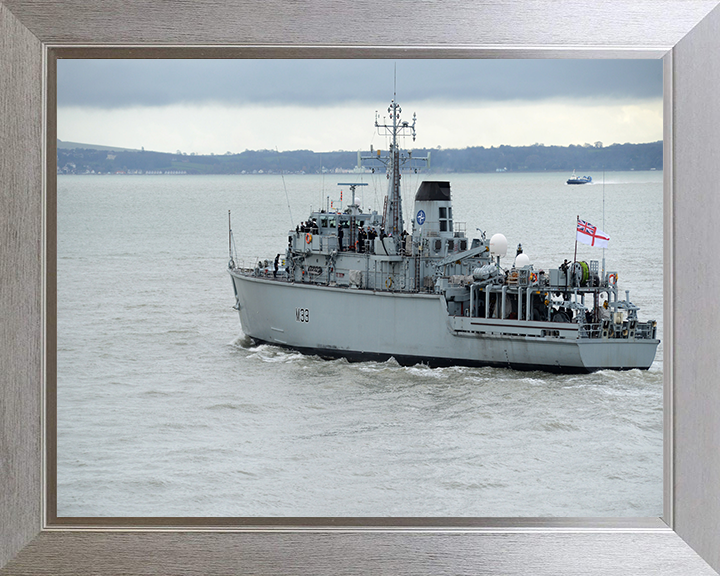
57,141 -> 662,176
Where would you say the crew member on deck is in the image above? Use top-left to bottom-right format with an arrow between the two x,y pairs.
368,227 -> 377,254
358,225 -> 366,253
601,300 -> 611,320
338,225 -> 344,251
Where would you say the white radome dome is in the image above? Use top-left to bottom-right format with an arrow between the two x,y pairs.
489,233 -> 508,257
515,253 -> 530,268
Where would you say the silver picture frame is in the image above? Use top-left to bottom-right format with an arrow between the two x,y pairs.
2,1 -> 720,574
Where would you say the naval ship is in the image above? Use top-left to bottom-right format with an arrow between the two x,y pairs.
228,98 -> 659,373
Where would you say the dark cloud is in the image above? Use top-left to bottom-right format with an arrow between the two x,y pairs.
57,59 -> 662,109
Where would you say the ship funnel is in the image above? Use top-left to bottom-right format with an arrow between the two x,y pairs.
412,181 -> 453,236
489,233 -> 508,258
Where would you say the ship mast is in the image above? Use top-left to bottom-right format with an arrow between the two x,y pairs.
384,98 -> 413,238
363,95 -> 427,245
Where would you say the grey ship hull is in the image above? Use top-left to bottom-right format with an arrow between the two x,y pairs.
230,272 -> 658,374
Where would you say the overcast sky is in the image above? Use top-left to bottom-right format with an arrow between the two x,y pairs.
57,59 -> 663,154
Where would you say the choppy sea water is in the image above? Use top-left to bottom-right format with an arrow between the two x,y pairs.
57,171 -> 663,517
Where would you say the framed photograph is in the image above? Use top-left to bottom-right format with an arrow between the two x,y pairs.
53,58 -> 665,521
2,1 -> 720,574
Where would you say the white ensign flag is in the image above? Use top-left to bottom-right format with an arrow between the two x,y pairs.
576,219 -> 609,248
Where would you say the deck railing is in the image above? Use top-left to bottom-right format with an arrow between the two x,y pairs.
577,320 -> 656,340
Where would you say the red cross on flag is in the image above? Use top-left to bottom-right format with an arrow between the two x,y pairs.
576,219 -> 610,248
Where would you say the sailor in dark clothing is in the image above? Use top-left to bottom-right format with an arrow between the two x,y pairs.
365,227 -> 374,253
338,225 -> 344,251
273,254 -> 279,278
560,259 -> 571,292
358,225 -> 366,253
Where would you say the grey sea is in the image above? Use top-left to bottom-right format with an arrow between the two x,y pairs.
57,170 -> 663,517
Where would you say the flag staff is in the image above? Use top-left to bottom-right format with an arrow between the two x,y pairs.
602,169 -> 606,280
573,214 -> 579,264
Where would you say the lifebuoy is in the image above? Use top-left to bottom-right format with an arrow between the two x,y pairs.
530,272 -> 537,282
385,277 -> 393,288
305,233 -> 312,244
608,273 -> 617,285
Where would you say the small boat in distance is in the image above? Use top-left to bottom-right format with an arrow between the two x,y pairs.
567,170 -> 592,185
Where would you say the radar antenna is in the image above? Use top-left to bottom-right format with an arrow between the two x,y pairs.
360,95 -> 428,247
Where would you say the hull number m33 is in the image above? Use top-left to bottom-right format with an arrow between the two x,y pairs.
296,308 -> 310,323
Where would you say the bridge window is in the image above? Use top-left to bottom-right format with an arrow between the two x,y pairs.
439,207 -> 448,232
439,206 -> 453,233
